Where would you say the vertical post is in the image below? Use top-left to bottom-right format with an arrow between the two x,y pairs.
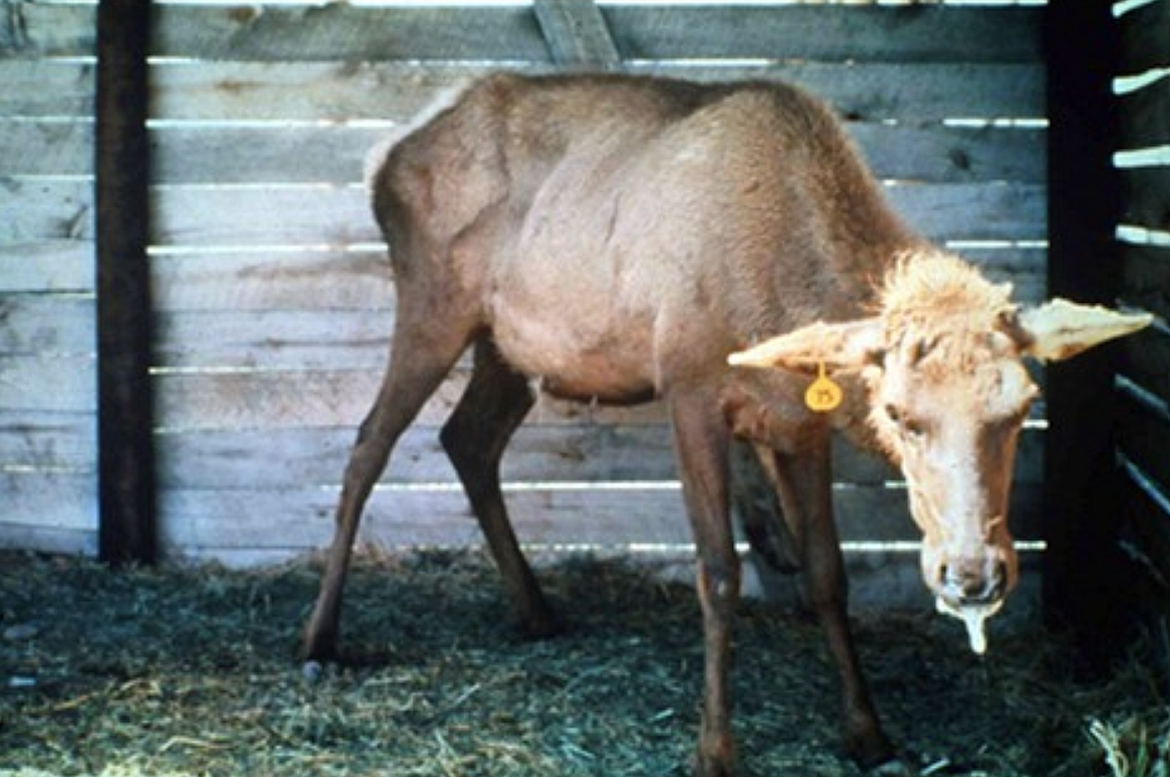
533,0 -> 621,70
96,0 -> 157,564
1043,1 -> 1126,667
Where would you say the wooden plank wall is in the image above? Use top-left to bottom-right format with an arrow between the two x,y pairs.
1114,0 -> 1170,656
0,2 -> 1048,602
0,1 -> 98,555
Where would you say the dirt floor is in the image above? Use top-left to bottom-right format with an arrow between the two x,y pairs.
1,549 -> 1166,777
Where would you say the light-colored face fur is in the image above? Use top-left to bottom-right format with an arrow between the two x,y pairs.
864,256 -> 1036,617
729,250 -> 1151,652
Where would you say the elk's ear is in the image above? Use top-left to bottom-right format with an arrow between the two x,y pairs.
728,318 -> 885,373
1016,299 -> 1152,362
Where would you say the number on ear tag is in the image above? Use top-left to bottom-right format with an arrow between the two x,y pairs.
805,362 -> 843,413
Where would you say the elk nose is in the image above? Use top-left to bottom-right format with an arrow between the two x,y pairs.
940,559 -> 1006,607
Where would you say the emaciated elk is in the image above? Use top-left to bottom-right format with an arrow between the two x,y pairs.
302,73 -> 1150,776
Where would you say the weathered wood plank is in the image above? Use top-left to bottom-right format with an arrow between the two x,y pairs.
156,481 -> 1042,556
149,61 -> 485,123
0,356 -> 95,413
888,182 -> 1046,241
148,276 -> 1053,369
1121,243 -> 1170,320
154,424 -> 1044,490
0,4 -> 1045,65
0,60 -> 94,116
1118,0 -> 1170,74
144,122 -> 1044,186
603,5 -> 1043,64
150,184 -> 371,248
158,487 -> 689,553
151,249 -> 392,312
154,309 -> 394,371
0,241 -> 93,293
0,121 -> 92,177
951,245 -> 1047,272
153,368 -> 666,432
0,523 -> 96,557
143,4 -> 1044,64
150,61 -> 1044,123
0,410 -> 95,472
749,62 -> 1043,123
1120,168 -> 1170,234
153,367 -> 389,431
1125,473 -> 1170,553
1118,75 -> 1170,151
157,425 -> 651,489
852,125 -> 1045,185
147,125 -> 396,186
1121,326 -> 1170,405
149,246 -> 1046,314
0,2 -> 94,58
149,263 -> 1045,367
0,472 -> 95,531
0,295 -> 93,356
152,4 -> 548,63
148,182 -> 1047,248
1119,488 -> 1170,628
151,361 -> 1050,436
1117,383 -> 1170,500
0,179 -> 93,243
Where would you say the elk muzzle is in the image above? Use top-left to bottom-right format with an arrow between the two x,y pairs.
937,552 -> 1008,608
927,541 -> 1017,655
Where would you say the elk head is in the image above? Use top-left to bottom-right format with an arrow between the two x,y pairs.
729,254 -> 1151,653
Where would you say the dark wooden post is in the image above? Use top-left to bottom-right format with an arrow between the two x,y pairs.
1043,1 -> 1127,667
96,0 -> 157,564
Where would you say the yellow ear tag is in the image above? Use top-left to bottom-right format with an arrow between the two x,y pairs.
805,362 -> 843,413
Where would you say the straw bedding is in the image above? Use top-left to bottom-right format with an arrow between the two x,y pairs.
1,549 -> 1166,776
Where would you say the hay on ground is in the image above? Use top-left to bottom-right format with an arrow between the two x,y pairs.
1,549 -> 1166,777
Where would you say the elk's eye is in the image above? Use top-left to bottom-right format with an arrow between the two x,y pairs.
886,404 -> 926,440
903,417 -> 927,439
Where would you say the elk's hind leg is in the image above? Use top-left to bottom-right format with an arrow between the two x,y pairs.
441,338 -> 558,638
303,308 -> 474,662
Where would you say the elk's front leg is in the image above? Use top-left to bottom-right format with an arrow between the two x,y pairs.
770,430 -> 895,768
669,391 -> 739,777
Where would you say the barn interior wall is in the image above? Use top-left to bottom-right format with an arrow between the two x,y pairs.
1,1 -> 1054,609
1113,0 -> 1170,671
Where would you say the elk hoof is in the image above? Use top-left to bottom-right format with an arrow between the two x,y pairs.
692,729 -> 735,777
847,727 -> 897,774
867,758 -> 913,777
302,620 -> 342,666
692,753 -> 734,777
301,660 -> 324,685
519,610 -> 563,641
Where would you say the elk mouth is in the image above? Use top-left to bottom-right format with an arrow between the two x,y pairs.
935,596 -> 1004,655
